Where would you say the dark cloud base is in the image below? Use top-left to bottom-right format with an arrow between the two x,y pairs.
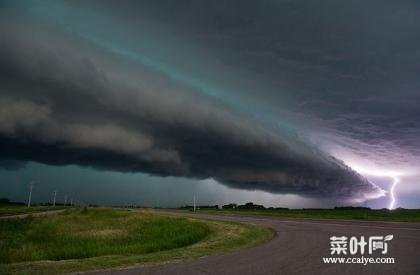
0,135 -> 376,200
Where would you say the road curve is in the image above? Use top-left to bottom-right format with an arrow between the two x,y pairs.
93,211 -> 420,275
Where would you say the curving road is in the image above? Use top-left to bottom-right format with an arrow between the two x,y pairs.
94,211 -> 420,275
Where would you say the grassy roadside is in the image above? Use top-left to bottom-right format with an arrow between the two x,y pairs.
189,208 -> 420,222
0,208 -> 274,274
0,205 -> 66,217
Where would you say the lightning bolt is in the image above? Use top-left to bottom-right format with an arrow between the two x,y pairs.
339,162 -> 403,209
389,176 -> 399,210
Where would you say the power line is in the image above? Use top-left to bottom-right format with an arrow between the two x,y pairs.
27,181 -> 35,208
53,190 -> 57,207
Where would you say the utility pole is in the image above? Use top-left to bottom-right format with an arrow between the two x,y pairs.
53,190 -> 57,207
193,194 -> 196,212
27,181 -> 34,208
64,195 -> 67,206
70,198 -> 73,207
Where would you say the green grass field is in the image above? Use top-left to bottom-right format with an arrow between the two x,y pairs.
193,208 -> 420,222
0,208 -> 273,274
0,208 -> 209,264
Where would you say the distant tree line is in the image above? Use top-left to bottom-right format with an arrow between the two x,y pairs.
179,205 -> 219,210
180,202 -> 289,210
222,202 -> 289,210
178,202 -> 416,211
334,206 -> 371,210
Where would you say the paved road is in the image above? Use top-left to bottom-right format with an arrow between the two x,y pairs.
94,211 -> 420,275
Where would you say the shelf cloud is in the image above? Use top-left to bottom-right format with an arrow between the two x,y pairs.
0,20 -> 383,202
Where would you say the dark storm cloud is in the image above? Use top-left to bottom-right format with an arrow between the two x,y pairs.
0,17 -> 383,201
125,0 -> 420,172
